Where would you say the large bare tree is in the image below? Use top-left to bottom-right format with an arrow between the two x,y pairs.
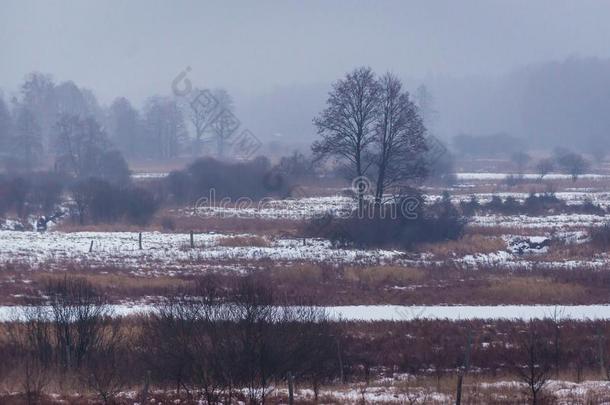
184,88 -> 220,155
13,107 -> 43,170
312,67 -> 380,209
209,89 -> 239,158
372,73 -> 427,202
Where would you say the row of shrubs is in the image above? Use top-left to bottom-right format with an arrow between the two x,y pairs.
5,276 -> 610,403
460,192 -> 607,216
1,154 -> 316,227
1,276 -> 339,404
0,172 -> 160,227
304,193 -> 466,249
166,156 -> 307,204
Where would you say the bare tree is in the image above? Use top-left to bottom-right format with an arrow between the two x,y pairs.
183,88 -> 221,156
508,322 -> 553,405
143,96 -> 187,159
372,73 -> 427,202
82,319 -> 126,405
313,67 -> 380,210
0,96 -> 12,162
18,72 -> 56,152
46,276 -> 110,370
54,114 -> 108,177
108,97 -> 140,157
557,152 -> 589,182
414,84 -> 438,132
54,114 -> 130,185
13,107 -> 43,170
535,158 -> 555,181
209,89 -> 239,158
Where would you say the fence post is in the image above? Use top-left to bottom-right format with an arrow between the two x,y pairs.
190,231 -> 194,248
288,372 -> 295,405
456,330 -> 473,405
89,240 -> 94,253
139,232 -> 143,250
337,338 -> 344,384
141,370 -> 151,404
598,329 -> 606,378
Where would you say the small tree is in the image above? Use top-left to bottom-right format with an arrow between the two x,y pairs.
0,96 -> 12,161
557,152 -> 589,182
535,158 -> 555,181
13,107 -> 43,170
46,276 -> 110,369
209,89 -> 239,158
508,322 -> 553,405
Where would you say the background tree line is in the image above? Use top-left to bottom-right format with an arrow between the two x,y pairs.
0,72 -> 243,171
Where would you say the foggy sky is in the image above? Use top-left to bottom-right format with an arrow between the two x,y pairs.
2,0 -> 610,104
3,0 -> 610,146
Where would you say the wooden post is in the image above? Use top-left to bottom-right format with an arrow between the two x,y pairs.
138,232 -> 143,250
456,330 -> 473,405
598,329 -> 606,379
190,231 -> 194,248
336,338 -> 344,384
288,372 -> 295,405
89,240 -> 94,253
302,237 -> 306,246
141,370 -> 151,405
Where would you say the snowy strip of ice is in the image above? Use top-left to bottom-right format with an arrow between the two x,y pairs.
456,172 -> 610,180
2,304 -> 610,322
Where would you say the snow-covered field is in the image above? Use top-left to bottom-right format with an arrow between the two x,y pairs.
130,172 -> 169,179
182,192 -> 610,222
470,213 -> 607,228
0,230 -> 400,271
0,227 -> 602,273
456,172 -> 610,180
187,195 -> 356,219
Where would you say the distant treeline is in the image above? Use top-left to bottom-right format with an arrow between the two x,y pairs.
0,72 -> 250,171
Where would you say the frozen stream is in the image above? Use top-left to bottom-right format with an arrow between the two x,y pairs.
1,304 -> 610,322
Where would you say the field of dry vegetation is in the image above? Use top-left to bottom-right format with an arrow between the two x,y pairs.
4,157 -> 610,403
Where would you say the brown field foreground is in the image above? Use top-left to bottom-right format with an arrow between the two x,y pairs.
4,313 -> 610,404
3,275 -> 610,404
3,262 -> 610,306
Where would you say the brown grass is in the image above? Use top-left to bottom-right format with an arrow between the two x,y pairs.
29,272 -> 193,301
416,234 -> 506,258
344,266 -> 426,286
478,276 -> 587,303
270,264 -> 325,285
216,235 -> 270,247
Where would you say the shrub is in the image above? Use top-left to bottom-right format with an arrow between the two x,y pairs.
70,178 -> 158,225
165,157 -> 293,203
304,193 -> 466,249
590,223 -> 610,249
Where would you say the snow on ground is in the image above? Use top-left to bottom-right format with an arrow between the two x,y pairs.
4,304 -> 610,322
130,172 -> 169,179
456,172 -> 610,180
470,213 -> 607,228
183,192 -> 610,221
187,195 -> 356,219
0,230 -> 401,271
0,226 -> 603,273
